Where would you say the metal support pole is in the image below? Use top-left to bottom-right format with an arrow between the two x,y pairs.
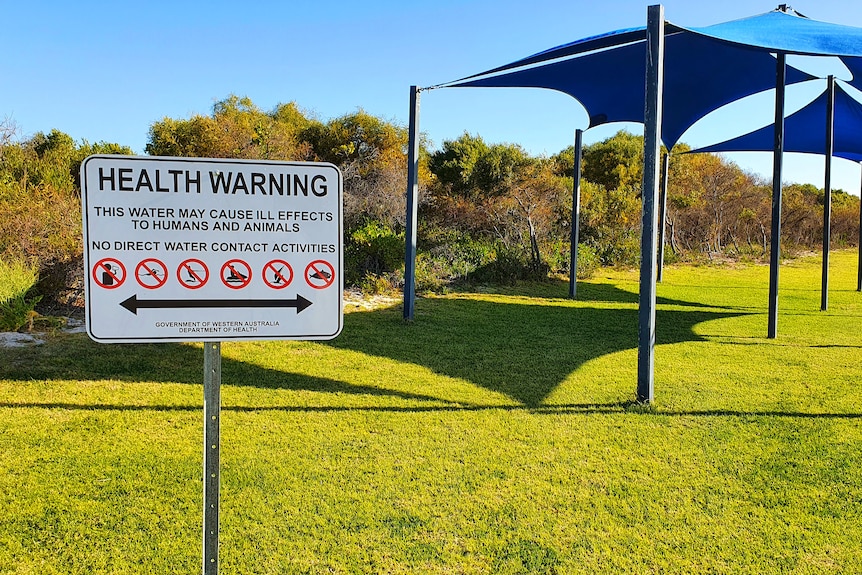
203,342 -> 221,575
637,4 -> 664,404
569,128 -> 584,298
768,51 -> 787,339
821,75 -> 835,311
858,162 -> 862,292
657,152 -> 670,283
403,86 -> 421,320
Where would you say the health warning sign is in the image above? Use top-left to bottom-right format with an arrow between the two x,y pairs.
81,155 -> 343,343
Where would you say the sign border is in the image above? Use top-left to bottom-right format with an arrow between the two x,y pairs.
81,155 -> 343,343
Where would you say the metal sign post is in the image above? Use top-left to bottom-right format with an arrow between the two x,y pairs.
203,342 -> 221,575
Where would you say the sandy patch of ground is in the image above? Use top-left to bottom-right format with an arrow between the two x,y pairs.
343,290 -> 402,313
0,318 -> 86,348
0,332 -> 45,347
0,294 -> 399,347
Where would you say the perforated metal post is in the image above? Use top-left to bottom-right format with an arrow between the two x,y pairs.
203,342 -> 221,575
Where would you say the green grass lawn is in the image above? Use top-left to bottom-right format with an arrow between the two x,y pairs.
1,251 -> 860,574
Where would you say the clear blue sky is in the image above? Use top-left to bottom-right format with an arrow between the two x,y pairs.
3,0 -> 862,194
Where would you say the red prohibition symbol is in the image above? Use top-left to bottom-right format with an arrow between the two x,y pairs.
305,259 -> 336,289
135,258 -> 168,289
220,259 -> 252,289
178,258 -> 209,290
92,257 -> 126,289
262,259 -> 293,289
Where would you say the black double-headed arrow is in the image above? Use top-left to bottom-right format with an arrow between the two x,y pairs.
120,294 -> 313,315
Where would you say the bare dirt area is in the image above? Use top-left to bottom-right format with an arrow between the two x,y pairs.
342,289 -> 401,313
1,289 -> 400,348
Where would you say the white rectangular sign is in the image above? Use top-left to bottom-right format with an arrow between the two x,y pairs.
81,155 -> 343,343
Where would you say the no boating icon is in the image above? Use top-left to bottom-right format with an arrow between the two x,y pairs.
220,259 -> 252,289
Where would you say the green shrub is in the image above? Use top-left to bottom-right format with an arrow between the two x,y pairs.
344,221 -> 404,286
594,234 -> 640,267
544,240 -> 599,280
574,243 -> 599,279
660,246 -> 684,266
0,293 -> 42,332
0,258 -> 41,331
411,227 -> 499,289
414,252 -> 452,292
0,258 -> 38,301
466,244 -> 547,285
543,238 -> 570,274
0,181 -> 82,266
358,271 -> 401,295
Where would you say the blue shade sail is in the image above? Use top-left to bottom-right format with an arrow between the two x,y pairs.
687,10 -> 862,57
840,56 -> 862,92
446,26 -> 649,82
445,10 -> 862,86
438,9 -> 862,149
448,32 -> 813,149
688,82 -> 862,162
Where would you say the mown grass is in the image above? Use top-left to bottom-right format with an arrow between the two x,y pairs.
1,251 -> 860,574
